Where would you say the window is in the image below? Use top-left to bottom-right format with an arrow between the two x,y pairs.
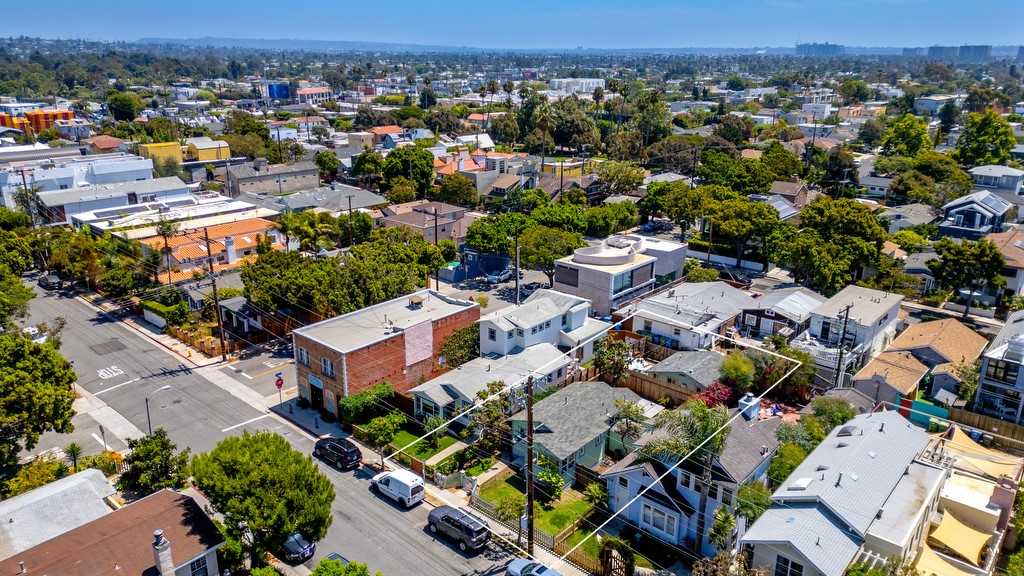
878,313 -> 889,326
517,329 -> 524,337
641,504 -> 677,537
764,309 -> 775,317
618,477 -> 629,488
545,320 -> 551,329
189,556 -> 209,576
531,326 -> 538,335
745,314 -> 757,326
720,487 -> 733,506
673,327 -> 681,336
562,314 -> 568,326
986,360 -> 1020,384
557,367 -> 563,378
560,452 -> 576,473
488,328 -> 496,341
507,331 -> 514,340
297,347 -> 310,366
321,357 -> 335,378
613,271 -> 634,293
644,320 -> 653,331
594,436 -> 601,447
678,470 -> 693,490
774,556 -> 804,576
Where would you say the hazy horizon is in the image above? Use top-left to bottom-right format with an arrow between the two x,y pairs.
3,0 -> 1022,50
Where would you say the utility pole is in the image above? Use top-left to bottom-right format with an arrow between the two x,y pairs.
832,303 -> 853,389
525,375 -> 535,557
203,227 -> 228,362
691,145 -> 699,190
515,241 -> 521,306
346,194 -> 355,248
805,113 -> 817,173
705,219 -> 713,267
432,207 -> 440,290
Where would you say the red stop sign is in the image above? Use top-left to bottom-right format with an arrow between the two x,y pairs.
275,377 -> 284,389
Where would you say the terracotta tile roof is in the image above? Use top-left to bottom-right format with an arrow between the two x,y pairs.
296,86 -> 331,94
740,149 -> 763,159
84,135 -> 123,148
140,218 -> 278,251
436,162 -> 458,176
160,253 -> 272,284
986,229 -> 1024,269
0,490 -> 223,576
368,125 -> 403,135
854,351 -> 929,395
467,113 -> 488,121
889,318 -> 988,366
433,157 -> 447,168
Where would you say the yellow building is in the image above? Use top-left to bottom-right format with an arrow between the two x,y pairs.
541,159 -> 585,177
184,137 -> 231,162
139,142 -> 183,164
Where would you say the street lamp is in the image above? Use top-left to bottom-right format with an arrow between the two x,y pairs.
145,385 -> 172,435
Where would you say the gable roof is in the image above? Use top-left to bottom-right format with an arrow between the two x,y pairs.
879,202 -> 937,226
715,410 -> 782,484
986,228 -> 1024,269
888,318 -> 988,366
647,350 -> 724,389
745,288 -> 827,322
969,165 -> 1024,178
0,469 -> 115,561
942,190 -> 1012,216
0,490 -> 223,576
509,381 -> 652,460
769,180 -> 808,196
623,282 -> 755,333
767,411 -> 930,536
743,505 -> 862,576
368,125 -> 403,135
226,160 -> 317,180
185,136 -> 228,150
853,351 -> 929,395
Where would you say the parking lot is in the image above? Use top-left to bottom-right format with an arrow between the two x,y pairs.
442,269 -> 550,314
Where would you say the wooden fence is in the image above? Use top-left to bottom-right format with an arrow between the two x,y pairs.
574,465 -> 603,490
554,538 -> 603,575
618,370 -> 694,407
166,326 -> 244,357
947,407 -> 1024,452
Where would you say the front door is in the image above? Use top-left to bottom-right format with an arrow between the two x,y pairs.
310,386 -> 324,411
615,477 -> 630,510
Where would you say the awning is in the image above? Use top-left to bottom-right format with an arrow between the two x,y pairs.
928,512 -> 991,566
940,425 -> 1023,480
915,544 -> 977,576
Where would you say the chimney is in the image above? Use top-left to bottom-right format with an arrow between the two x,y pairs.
790,175 -> 800,183
224,236 -> 237,265
152,530 -> 175,576
738,393 -> 759,421
457,158 -> 464,172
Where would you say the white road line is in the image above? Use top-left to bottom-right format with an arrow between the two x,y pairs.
221,414 -> 271,433
91,432 -> 109,451
94,377 -> 140,396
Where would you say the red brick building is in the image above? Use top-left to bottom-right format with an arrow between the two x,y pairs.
292,290 -> 480,415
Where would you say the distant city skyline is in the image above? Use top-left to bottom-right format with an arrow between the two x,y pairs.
3,0 -> 1022,50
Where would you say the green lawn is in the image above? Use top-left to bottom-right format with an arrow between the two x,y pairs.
389,427 -> 457,460
563,529 -> 654,569
478,471 -> 592,534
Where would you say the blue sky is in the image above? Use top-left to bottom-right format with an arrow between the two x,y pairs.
2,0 -> 1021,49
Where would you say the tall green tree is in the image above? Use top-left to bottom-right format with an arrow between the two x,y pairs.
381,145 -> 434,193
638,400 -> 730,553
953,109 -> 1016,166
117,428 -> 191,495
596,160 -> 645,197
107,91 -> 145,122
435,173 -> 478,206
880,114 -> 932,158
313,150 -> 341,181
927,238 -> 1006,318
0,336 -> 77,470
707,506 -> 736,551
364,411 -> 406,465
155,217 -> 179,285
469,381 -> 511,454
735,481 -> 772,524
352,147 -> 385,190
518,226 -> 587,286
191,431 -> 335,567
533,103 -> 555,169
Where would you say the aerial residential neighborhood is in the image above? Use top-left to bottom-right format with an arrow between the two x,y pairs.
1,5 -> 1024,576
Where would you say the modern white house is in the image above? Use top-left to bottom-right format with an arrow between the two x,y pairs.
479,289 -> 610,361
0,153 -> 153,209
969,165 -> 1024,195
791,285 -> 903,387
553,237 -> 659,317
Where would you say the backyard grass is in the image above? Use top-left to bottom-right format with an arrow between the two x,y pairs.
390,427 -> 458,460
478,471 -> 592,534
563,529 -> 655,569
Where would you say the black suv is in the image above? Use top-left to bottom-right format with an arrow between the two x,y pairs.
282,532 -> 315,563
314,437 -> 362,470
427,505 -> 491,552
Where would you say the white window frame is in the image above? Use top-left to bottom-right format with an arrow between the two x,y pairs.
641,503 -> 677,539
745,314 -> 757,326
189,555 -> 209,576
297,347 -> 310,366
488,328 -> 496,341
321,357 -> 335,378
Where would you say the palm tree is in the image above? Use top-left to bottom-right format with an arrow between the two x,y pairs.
592,86 -> 605,123
64,442 -> 82,472
502,80 -> 514,111
485,79 -> 500,128
277,212 -> 303,252
533,103 -> 555,171
155,217 -> 179,285
638,400 -> 731,555
606,79 -> 620,133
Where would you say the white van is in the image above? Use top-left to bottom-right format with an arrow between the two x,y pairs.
371,469 -> 425,508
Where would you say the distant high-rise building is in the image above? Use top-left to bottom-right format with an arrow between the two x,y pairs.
958,45 -> 992,62
1016,46 -> 1024,62
796,43 -> 843,57
902,47 -> 924,57
927,45 -> 959,60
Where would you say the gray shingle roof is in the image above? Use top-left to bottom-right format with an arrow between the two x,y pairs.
36,176 -> 187,207
620,282 -> 755,333
227,160 -> 317,180
648,350 -> 724,389
812,285 -> 902,326
0,469 -> 115,561
769,411 -> 929,536
716,410 -> 782,485
745,288 -> 827,323
742,505 -> 862,576
508,381 -> 646,460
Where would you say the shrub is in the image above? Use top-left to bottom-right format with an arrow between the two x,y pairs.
336,382 -> 395,424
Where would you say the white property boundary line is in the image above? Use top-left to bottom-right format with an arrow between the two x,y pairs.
384,297 -> 803,572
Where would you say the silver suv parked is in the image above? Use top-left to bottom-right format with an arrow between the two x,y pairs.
427,505 -> 491,552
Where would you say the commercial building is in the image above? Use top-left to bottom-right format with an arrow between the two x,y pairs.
35,176 -> 188,225
292,290 -> 480,414
552,236 -> 669,316
0,152 -> 152,209
796,43 -> 844,57
296,86 -> 333,105
547,78 -> 605,94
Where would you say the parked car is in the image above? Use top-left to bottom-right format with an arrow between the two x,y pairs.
486,269 -> 514,284
371,469 -> 425,508
506,560 -> 564,576
282,532 -> 315,563
427,505 -> 491,552
38,273 -> 62,290
314,437 -> 362,470
22,326 -> 47,345
520,281 -> 544,299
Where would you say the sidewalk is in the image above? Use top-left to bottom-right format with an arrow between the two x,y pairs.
270,401 -> 587,576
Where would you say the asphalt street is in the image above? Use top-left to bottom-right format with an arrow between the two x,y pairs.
20,279 -> 510,576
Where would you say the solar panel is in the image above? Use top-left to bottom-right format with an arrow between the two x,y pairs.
162,198 -> 196,208
93,205 -> 151,219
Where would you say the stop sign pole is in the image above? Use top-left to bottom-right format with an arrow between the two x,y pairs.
275,372 -> 285,411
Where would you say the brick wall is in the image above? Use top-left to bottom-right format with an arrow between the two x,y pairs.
294,304 -> 480,413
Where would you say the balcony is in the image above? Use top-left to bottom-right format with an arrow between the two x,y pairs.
791,331 -> 866,371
